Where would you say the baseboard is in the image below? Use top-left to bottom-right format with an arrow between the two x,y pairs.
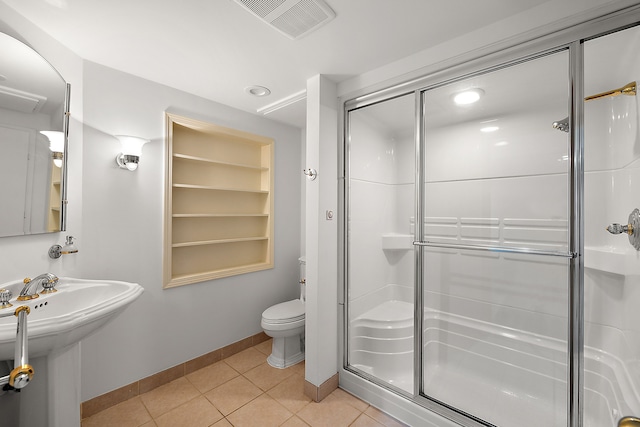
304,372 -> 339,402
80,331 -> 270,419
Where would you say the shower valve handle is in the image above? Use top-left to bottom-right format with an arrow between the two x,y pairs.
606,223 -> 633,235
607,208 -> 640,251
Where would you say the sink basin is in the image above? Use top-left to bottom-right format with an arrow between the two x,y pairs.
0,277 -> 143,360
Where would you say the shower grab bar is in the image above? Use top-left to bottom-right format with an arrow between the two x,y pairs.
413,240 -> 576,258
585,81 -> 636,101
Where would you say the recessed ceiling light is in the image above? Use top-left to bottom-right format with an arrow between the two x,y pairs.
453,88 -> 484,105
481,126 -> 499,133
245,85 -> 271,97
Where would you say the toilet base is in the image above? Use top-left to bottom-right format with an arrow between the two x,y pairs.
267,333 -> 305,369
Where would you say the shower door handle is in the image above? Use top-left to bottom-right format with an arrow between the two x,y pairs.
606,208 -> 640,250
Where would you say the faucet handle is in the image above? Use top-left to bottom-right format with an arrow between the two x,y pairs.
607,208 -> 640,250
606,223 -> 632,235
0,289 -> 12,309
40,277 -> 58,294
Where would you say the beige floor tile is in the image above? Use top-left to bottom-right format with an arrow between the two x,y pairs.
266,373 -> 312,413
139,377 -> 200,418
297,396 -> 362,427
364,406 -> 408,427
328,388 -> 370,412
253,338 -> 273,355
154,396 -> 223,427
288,360 -> 306,377
204,375 -> 263,416
224,347 -> 267,373
81,396 -> 152,427
186,360 -> 240,393
351,413 -> 385,427
211,419 -> 233,427
243,361 -> 295,391
226,394 -> 293,427
281,415 -> 310,426
140,422 -> 157,427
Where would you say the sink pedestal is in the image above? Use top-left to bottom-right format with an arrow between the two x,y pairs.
47,342 -> 81,427
0,342 -> 81,427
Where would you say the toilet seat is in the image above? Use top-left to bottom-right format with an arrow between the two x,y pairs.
262,299 -> 305,324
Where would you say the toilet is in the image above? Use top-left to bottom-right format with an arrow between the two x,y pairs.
261,257 -> 306,369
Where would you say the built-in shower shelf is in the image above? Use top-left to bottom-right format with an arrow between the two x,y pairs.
382,234 -> 413,250
164,113 -> 274,288
584,246 -> 636,276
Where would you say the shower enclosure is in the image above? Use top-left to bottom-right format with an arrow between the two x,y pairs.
342,13 -> 640,427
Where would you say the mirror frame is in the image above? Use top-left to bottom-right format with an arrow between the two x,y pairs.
60,83 -> 70,232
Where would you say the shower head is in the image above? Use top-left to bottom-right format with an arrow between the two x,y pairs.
553,117 -> 569,133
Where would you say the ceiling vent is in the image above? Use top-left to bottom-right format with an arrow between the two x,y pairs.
234,0 -> 336,40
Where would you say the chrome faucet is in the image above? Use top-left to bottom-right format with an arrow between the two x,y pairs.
18,273 -> 59,301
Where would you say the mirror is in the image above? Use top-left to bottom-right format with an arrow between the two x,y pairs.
0,32 -> 70,237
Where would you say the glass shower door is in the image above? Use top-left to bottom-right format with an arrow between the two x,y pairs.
346,93 -> 416,394
419,50 -> 573,426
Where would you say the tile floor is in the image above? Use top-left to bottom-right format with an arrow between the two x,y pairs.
81,339 -> 407,427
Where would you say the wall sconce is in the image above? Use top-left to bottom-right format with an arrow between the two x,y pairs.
49,236 -> 79,259
115,135 -> 149,171
40,131 -> 64,168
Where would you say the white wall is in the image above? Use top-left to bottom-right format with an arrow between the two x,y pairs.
78,61 -> 303,400
0,3 -> 84,291
304,75 -> 338,389
0,3 -> 304,404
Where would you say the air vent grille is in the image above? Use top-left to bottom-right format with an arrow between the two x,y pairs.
236,0 -> 287,18
234,0 -> 335,40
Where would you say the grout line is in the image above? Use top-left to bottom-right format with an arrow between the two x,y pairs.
82,340 -> 394,427
81,331 -> 269,419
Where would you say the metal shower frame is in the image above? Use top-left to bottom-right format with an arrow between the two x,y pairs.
339,4 -> 640,427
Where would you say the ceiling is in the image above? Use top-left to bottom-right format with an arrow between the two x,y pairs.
0,0 -> 627,129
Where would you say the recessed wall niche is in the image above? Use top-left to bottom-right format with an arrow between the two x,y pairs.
163,113 -> 274,288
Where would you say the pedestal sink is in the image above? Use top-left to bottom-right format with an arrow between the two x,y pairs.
0,278 -> 143,360
0,277 -> 143,427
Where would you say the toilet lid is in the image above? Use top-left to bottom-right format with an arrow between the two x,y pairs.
262,299 -> 305,324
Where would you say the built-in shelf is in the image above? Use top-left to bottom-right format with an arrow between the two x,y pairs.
163,113 -> 274,288
382,234 -> 414,250
584,245 -> 636,276
172,183 -> 269,193
172,213 -> 269,218
48,162 -> 61,232
172,237 -> 269,248
173,153 -> 269,170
